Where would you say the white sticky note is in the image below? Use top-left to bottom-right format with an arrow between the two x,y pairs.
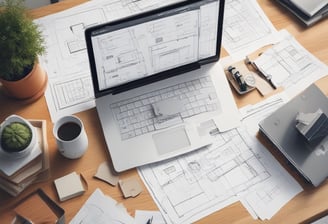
54,172 -> 85,201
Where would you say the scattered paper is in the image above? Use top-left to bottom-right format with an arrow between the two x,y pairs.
253,30 -> 328,97
239,92 -> 303,220
138,92 -> 302,223
94,161 -> 119,186
70,188 -> 134,224
222,0 -> 279,59
119,177 -> 143,198
135,210 -> 166,224
239,92 -> 290,136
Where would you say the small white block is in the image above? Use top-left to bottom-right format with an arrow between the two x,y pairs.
54,172 -> 85,201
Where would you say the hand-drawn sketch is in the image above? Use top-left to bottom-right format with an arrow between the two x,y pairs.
253,31 -> 328,97
51,75 -> 94,109
102,0 -> 181,19
36,3 -> 108,121
222,0 -> 278,58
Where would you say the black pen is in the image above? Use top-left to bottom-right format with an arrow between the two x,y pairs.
227,66 -> 247,92
146,216 -> 153,224
245,56 -> 276,89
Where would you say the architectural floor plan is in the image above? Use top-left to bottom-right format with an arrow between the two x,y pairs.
222,0 -> 278,58
139,94 -> 303,223
92,10 -> 200,90
254,31 -> 328,97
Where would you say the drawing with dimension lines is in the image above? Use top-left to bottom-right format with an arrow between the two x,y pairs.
139,125 -> 301,223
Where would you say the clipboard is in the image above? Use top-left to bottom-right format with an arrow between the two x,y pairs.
225,45 -> 276,96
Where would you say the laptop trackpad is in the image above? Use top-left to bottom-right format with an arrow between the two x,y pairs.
153,127 -> 190,155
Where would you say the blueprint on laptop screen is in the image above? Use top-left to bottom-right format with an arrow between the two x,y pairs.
89,0 -> 220,91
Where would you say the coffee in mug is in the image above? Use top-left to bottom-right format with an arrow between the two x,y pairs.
57,122 -> 81,141
53,115 -> 88,159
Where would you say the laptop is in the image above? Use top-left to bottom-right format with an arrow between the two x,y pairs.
289,0 -> 328,16
85,0 -> 238,172
275,0 -> 328,26
259,84 -> 328,186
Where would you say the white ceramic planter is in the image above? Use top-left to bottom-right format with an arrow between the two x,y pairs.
0,115 -> 37,159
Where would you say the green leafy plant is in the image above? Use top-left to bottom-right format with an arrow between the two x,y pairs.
1,122 -> 32,152
0,0 -> 45,81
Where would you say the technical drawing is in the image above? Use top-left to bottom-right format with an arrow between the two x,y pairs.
147,13 -> 199,72
95,29 -> 147,89
92,9 -> 205,90
139,90 -> 305,223
55,9 -> 107,59
52,75 -> 94,110
199,1 -> 219,58
221,0 -> 278,56
140,128 -> 272,222
103,0 -> 180,19
223,0 -> 273,51
254,37 -> 321,88
68,22 -> 90,54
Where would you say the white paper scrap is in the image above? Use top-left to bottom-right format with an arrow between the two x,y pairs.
135,210 -> 166,224
70,188 -> 134,224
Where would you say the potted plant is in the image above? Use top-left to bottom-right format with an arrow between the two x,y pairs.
0,115 -> 37,159
0,0 -> 47,102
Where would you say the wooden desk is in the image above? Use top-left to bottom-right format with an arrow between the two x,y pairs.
0,0 -> 328,223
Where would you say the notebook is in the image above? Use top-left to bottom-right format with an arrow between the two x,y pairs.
290,0 -> 328,16
85,0 -> 239,172
275,0 -> 328,26
259,84 -> 328,186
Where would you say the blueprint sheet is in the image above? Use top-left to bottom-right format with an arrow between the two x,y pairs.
222,0 -> 279,59
35,0 -> 181,122
138,93 -> 303,223
253,30 -> 328,98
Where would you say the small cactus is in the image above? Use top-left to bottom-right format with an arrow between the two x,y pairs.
1,122 -> 32,152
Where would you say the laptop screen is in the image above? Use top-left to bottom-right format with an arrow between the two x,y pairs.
85,0 -> 224,97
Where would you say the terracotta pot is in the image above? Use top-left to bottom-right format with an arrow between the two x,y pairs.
0,62 -> 48,102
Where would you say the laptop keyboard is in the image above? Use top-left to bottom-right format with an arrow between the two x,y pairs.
110,76 -> 221,140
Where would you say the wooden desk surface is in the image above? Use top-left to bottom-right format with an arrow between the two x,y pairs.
0,0 -> 328,223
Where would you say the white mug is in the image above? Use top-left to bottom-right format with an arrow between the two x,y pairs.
53,115 -> 88,159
